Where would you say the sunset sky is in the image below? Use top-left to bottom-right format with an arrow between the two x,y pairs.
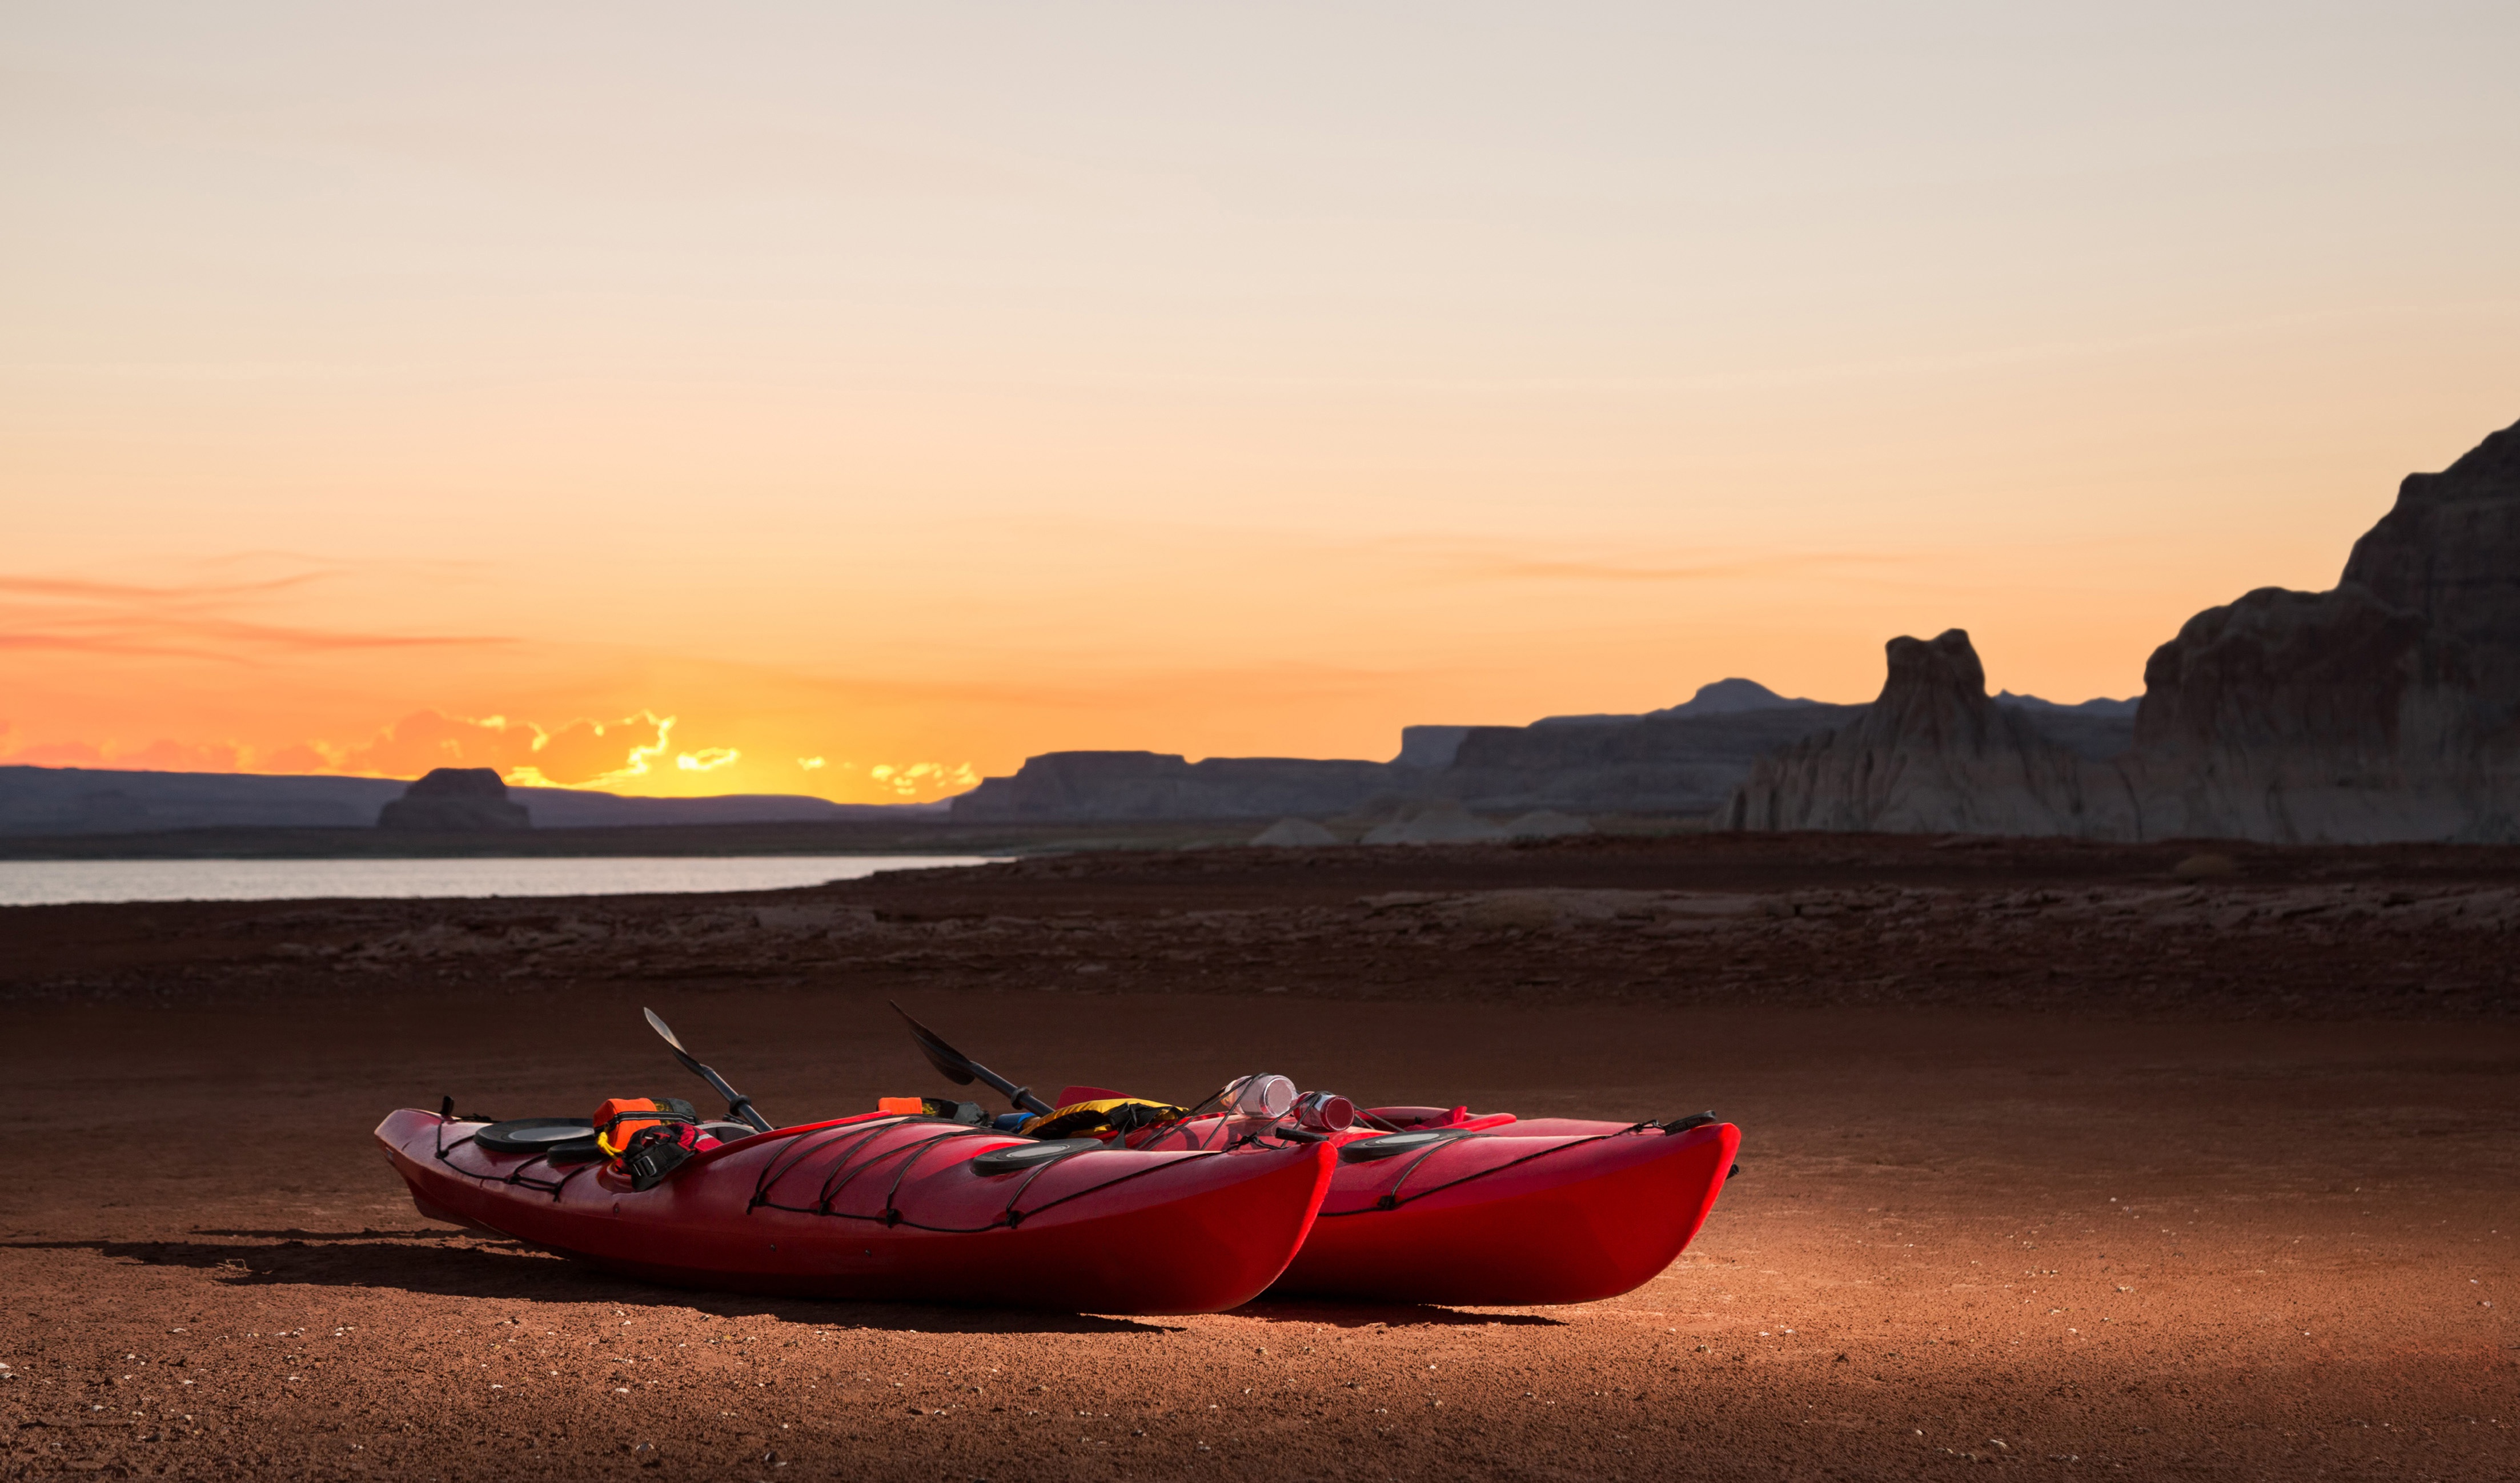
6,3 -> 2517,802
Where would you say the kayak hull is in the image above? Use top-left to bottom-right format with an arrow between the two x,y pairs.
1268,1120 -> 1739,1306
1122,1108 -> 1740,1306
376,1108 -> 1332,1314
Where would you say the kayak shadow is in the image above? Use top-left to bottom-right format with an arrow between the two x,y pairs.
188,1227 -> 480,1240
1234,1299 -> 1566,1328
0,1236 -> 1182,1336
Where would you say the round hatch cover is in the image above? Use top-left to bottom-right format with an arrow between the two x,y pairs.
475,1118 -> 601,1158
1337,1130 -> 1464,1164
968,1138 -> 1103,1176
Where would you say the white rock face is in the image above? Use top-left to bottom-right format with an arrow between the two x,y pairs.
1723,630 -> 2138,838
1249,817 -> 1341,847
1726,416 -> 2520,843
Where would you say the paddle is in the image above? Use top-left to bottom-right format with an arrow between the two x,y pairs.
890,1001 -> 1056,1117
643,1007 -> 774,1132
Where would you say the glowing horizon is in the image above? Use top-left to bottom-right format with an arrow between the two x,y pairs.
5,4 -> 2516,803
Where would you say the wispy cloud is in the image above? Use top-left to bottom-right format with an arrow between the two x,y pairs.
866,761 -> 978,797
0,622 -> 510,661
0,568 -> 511,662
331,710 -> 695,790
0,572 -> 328,601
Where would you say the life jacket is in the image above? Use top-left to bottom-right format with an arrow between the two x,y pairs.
616,1121 -> 718,1191
591,1096 -> 699,1157
1018,1098 -> 1188,1140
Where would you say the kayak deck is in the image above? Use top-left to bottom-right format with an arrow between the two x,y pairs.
378,1107 -> 1333,1313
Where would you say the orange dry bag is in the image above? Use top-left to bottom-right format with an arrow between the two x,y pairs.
591,1096 -> 699,1157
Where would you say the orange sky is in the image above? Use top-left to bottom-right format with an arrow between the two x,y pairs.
5,5 -> 2517,803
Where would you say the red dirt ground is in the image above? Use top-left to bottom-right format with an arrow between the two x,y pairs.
3,834 -> 2516,1480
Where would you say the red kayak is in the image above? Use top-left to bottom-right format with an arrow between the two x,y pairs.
1123,1106 -> 1739,1306
887,1007 -> 1743,1308
376,1107 -> 1334,1314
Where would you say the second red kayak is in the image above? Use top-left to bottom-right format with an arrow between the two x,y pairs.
1123,1107 -> 1739,1306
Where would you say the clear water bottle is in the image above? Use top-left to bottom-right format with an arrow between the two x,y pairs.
1221,1074 -> 1296,1120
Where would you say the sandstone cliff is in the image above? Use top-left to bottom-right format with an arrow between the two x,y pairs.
1722,630 -> 2138,836
2125,419 -> 2520,842
1728,417 -> 2520,843
950,678 -> 2131,825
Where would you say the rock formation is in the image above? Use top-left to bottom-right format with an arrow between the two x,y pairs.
1392,726 -> 1475,769
1723,630 -> 2137,836
1994,690 -> 2138,717
1728,416 -> 2520,843
1988,689 -> 2140,762
0,766 -> 404,834
1535,677 -> 1828,728
2125,419 -> 2520,842
0,764 -> 916,836
949,751 -> 1402,822
948,701 -> 1877,822
377,767 -> 531,831
1438,701 -> 1865,815
950,664 -> 2141,826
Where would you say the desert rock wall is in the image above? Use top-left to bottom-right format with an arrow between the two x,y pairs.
1730,417 -> 2520,843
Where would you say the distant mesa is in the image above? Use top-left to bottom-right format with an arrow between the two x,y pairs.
0,764 -> 938,837
376,767 -> 531,831
1728,415 -> 2520,843
1,766 -> 404,835
1993,690 -> 2138,717
1393,726 -> 1476,769
1666,677 -> 1824,716
1534,677 -> 1827,728
950,685 -> 1884,826
1723,629 -> 2124,837
1436,693 -> 1868,815
950,751 -> 1397,823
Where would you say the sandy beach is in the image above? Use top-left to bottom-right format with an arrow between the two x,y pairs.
4,835 -> 2515,1480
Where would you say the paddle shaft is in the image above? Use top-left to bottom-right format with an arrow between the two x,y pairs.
643,1008 -> 775,1132
669,1046 -> 773,1132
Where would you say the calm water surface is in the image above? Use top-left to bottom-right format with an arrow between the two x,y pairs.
0,855 -> 1001,907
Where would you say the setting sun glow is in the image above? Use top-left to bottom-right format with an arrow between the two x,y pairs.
5,5 -> 2515,802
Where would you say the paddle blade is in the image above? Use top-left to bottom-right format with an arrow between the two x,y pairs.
644,1007 -> 709,1076
890,1001 -> 979,1087
641,1006 -> 773,1132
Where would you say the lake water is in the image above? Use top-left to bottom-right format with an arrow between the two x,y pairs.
0,855 -> 1003,907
